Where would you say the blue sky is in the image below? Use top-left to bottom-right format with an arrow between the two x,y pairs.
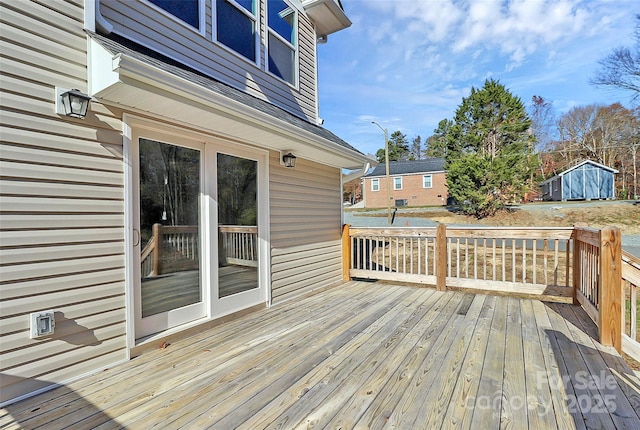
316,0 -> 636,157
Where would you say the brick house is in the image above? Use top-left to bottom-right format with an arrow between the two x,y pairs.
362,159 -> 448,208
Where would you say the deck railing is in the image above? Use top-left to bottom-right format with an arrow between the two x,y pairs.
622,250 -> 640,361
140,224 -> 199,277
342,223 -> 636,357
343,225 -> 574,296
219,225 -> 258,267
140,224 -> 259,277
572,226 -> 623,352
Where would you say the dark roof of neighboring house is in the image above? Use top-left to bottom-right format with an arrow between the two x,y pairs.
365,158 -> 446,177
87,31 -> 362,155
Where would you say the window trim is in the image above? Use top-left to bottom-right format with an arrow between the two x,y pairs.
371,178 -> 380,192
266,0 -> 299,88
394,176 -> 402,191
213,0 -> 260,67
143,0 -> 206,36
423,174 -> 433,189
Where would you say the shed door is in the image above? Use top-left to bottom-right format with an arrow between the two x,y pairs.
584,165 -> 600,199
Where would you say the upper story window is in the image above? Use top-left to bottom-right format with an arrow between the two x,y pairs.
394,177 -> 402,190
371,178 -> 380,192
423,174 -> 432,188
149,0 -> 201,29
267,0 -> 297,85
215,0 -> 258,62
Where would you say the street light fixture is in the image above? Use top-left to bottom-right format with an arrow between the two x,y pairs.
371,121 -> 392,225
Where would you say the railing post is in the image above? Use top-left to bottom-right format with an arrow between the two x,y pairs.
598,226 -> 622,352
153,223 -> 162,276
572,227 -> 581,306
436,223 -> 447,291
342,224 -> 351,281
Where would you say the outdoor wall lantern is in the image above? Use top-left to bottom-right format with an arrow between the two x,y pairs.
56,87 -> 91,119
281,152 -> 297,168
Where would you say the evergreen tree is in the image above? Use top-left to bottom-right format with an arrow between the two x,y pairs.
444,79 -> 536,218
409,135 -> 422,160
375,130 -> 410,162
425,119 -> 453,158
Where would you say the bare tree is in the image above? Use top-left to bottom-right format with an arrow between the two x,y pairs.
592,15 -> 640,101
553,103 -> 639,197
529,95 -> 555,152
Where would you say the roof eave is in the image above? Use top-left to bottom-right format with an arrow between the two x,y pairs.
301,0 -> 351,37
89,38 -> 370,169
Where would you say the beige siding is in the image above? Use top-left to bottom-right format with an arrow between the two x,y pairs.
100,0 -> 318,121
269,152 -> 343,303
0,0 -> 127,404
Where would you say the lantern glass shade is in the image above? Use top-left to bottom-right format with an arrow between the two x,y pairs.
60,89 -> 91,118
282,152 -> 296,168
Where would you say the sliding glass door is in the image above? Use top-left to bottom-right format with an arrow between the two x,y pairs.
134,137 -> 205,338
127,119 -> 268,340
217,153 -> 259,298
214,150 -> 265,315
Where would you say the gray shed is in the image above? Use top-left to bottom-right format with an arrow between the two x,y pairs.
540,160 -> 618,201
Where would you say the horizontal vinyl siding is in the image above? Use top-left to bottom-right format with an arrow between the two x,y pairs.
100,0 -> 317,121
269,152 -> 342,303
0,0 -> 127,404
271,241 -> 342,303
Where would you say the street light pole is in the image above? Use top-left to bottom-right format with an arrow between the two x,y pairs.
372,121 -> 392,225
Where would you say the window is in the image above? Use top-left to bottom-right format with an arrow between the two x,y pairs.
423,174 -> 432,188
371,178 -> 379,192
394,177 -> 402,190
267,0 -> 297,85
216,0 -> 257,62
149,0 -> 200,29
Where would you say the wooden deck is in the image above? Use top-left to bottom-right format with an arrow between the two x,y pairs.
2,281 -> 640,429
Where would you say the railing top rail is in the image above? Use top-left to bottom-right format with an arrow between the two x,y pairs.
573,226 -> 601,233
156,225 -> 198,234
442,226 -> 576,231
622,250 -> 640,269
348,225 -> 574,239
219,225 -> 258,233
446,227 -> 574,239
140,235 -> 156,261
574,227 -> 608,248
349,227 -> 437,237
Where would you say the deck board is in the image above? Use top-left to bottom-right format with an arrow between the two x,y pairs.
2,281 -> 640,429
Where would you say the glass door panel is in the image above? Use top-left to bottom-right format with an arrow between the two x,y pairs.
217,153 -> 259,298
137,138 -> 204,334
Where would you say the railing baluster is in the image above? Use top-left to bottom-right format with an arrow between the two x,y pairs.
417,237 -> 422,275
409,237 -> 413,273
447,238 -> 452,277
554,239 -> 559,286
425,238 -> 429,276
532,239 -> 537,285
456,238 -> 460,278
402,237 -> 406,273
511,239 -> 516,282
522,238 -> 526,283
473,238 -> 477,280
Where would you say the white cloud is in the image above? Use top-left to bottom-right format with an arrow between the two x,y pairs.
366,0 -> 606,67
319,0 -> 636,151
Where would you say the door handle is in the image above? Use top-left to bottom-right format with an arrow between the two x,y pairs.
133,228 -> 140,247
